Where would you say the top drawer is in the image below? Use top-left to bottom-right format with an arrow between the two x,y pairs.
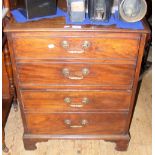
13,35 -> 140,60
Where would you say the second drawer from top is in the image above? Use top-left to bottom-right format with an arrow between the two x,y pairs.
17,62 -> 136,89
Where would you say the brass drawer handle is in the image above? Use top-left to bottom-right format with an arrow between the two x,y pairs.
64,119 -> 88,128
62,68 -> 89,80
82,41 -> 91,49
61,40 -> 69,49
61,40 -> 91,54
64,97 -> 89,108
67,50 -> 85,54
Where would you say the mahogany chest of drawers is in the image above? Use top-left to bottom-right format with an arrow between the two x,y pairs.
5,15 -> 150,151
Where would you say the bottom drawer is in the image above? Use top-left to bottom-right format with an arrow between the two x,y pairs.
25,113 -> 128,135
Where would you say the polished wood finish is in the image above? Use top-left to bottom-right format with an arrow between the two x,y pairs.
2,52 -> 10,99
4,1 -> 150,151
3,43 -> 18,111
22,134 -> 130,151
21,90 -> 132,112
17,63 -> 135,89
3,45 -> 16,99
2,3 -> 18,150
13,35 -> 139,60
2,71 -> 152,154
2,44 -> 14,153
25,112 -> 128,135
2,30 -> 17,154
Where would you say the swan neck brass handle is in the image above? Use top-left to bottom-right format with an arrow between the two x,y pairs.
61,40 -> 69,49
61,40 -> 91,54
82,41 -> 91,49
64,119 -> 88,128
62,68 -> 89,80
64,97 -> 89,108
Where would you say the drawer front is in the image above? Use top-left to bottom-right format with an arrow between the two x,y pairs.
17,63 -> 135,89
21,90 -> 131,112
25,113 -> 128,134
13,37 -> 139,59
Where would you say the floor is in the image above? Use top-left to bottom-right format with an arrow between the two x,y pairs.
3,70 -> 152,155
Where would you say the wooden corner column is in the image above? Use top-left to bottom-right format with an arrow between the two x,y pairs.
2,43 -> 17,152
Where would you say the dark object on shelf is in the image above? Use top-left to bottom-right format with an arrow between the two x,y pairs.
10,0 -> 57,19
88,0 -> 114,21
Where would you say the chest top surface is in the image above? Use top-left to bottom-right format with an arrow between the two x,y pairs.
4,0 -> 150,34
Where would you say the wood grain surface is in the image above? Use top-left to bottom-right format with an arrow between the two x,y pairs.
3,70 -> 151,155
13,36 -> 139,60
21,90 -> 131,112
5,2 -> 150,150
2,52 -> 10,98
17,63 -> 135,89
25,112 -> 128,135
